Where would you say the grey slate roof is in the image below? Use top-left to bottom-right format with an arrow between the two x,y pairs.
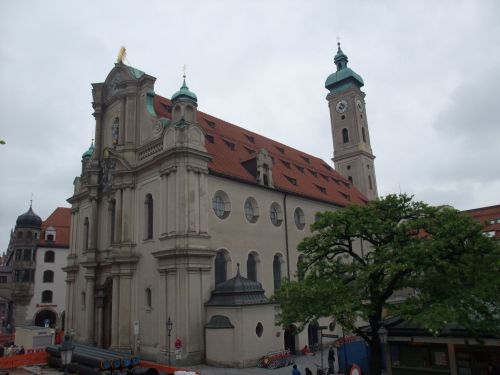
205,268 -> 272,307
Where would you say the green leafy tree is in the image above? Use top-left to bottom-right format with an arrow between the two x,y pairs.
275,194 -> 500,375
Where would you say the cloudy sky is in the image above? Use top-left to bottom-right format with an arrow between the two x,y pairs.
1,0 -> 499,252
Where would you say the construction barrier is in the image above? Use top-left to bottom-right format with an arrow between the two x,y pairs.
139,360 -> 199,375
257,349 -> 292,369
0,351 -> 49,369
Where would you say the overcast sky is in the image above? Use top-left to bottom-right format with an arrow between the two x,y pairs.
1,0 -> 499,252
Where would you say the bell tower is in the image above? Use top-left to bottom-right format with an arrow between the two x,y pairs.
325,43 -> 378,200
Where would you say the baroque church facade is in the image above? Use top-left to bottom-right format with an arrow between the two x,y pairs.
64,44 -> 377,366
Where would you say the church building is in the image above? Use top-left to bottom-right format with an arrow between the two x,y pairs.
64,44 -> 377,366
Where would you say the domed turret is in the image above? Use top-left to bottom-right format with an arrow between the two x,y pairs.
325,42 -> 364,92
82,140 -> 95,160
16,204 -> 42,229
171,75 -> 198,103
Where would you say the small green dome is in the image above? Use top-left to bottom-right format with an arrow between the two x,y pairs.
172,76 -> 197,103
82,140 -> 95,160
325,43 -> 364,91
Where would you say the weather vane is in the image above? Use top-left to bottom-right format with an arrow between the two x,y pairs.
182,64 -> 187,78
336,36 -> 341,48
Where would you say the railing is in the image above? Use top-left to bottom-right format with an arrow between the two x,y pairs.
138,141 -> 163,161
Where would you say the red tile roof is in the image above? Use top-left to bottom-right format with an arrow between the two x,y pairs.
153,95 -> 367,207
463,204 -> 500,239
40,207 -> 71,247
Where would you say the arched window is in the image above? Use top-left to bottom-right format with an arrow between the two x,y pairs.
43,270 -> 54,283
369,175 -> 373,190
42,290 -> 53,304
44,251 -> 55,263
247,253 -> 257,282
81,291 -> 86,307
84,217 -> 89,250
145,194 -> 154,240
348,176 -> 353,184
109,200 -> 116,243
273,254 -> 284,291
362,127 -> 366,143
342,128 -> 349,143
146,288 -> 152,308
214,250 -> 227,285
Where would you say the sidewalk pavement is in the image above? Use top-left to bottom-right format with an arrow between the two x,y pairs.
190,349 -> 339,375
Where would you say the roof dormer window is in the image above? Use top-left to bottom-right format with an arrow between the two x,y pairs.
243,133 -> 255,144
280,159 -> 291,169
223,139 -> 235,151
45,226 -> 56,242
274,146 -> 285,155
284,175 -> 297,186
205,118 -> 216,129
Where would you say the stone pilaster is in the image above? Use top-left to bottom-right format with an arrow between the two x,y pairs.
84,274 -> 95,344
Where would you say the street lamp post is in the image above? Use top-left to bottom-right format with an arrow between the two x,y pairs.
59,334 -> 74,375
378,326 -> 391,375
166,317 -> 173,367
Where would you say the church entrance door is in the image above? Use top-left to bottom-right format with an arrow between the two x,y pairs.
308,321 -> 319,350
284,325 -> 298,354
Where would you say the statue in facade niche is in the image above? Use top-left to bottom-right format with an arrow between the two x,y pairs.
112,117 -> 119,146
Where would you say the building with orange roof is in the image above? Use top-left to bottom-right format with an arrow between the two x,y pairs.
65,45 -> 377,366
0,206 -> 70,332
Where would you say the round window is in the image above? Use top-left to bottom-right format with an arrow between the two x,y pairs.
244,197 -> 259,223
270,203 -> 283,227
294,208 -> 305,230
255,322 -> 264,337
212,191 -> 230,219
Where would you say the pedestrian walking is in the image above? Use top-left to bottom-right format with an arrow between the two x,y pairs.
328,346 -> 336,374
292,364 -> 301,375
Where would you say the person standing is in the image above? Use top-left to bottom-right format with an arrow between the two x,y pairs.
328,346 -> 336,374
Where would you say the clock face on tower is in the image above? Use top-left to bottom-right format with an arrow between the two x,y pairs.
356,99 -> 364,112
336,100 -> 348,113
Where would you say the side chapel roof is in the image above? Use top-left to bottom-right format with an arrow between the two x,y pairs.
205,267 -> 271,306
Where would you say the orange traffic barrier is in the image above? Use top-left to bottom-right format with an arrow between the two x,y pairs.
0,351 -> 49,369
139,360 -> 199,375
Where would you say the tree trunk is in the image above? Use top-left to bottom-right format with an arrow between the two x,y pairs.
369,330 -> 383,375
